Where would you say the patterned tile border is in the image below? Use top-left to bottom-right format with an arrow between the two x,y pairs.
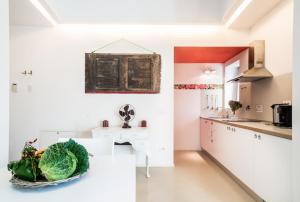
174,84 -> 224,90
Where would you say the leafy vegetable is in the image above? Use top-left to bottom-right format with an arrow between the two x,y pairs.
64,139 -> 89,174
8,138 -> 89,183
38,143 -> 78,181
7,139 -> 41,182
8,158 -> 38,182
229,100 -> 242,115
21,138 -> 38,159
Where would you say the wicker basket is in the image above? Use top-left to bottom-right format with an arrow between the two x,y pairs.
10,173 -> 86,189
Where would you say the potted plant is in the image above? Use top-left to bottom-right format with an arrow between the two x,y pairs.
228,100 -> 242,116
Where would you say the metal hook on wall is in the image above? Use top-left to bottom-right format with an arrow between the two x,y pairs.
21,70 -> 27,75
21,70 -> 33,76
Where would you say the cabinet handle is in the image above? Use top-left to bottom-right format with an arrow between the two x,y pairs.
258,135 -> 261,140
254,134 -> 257,139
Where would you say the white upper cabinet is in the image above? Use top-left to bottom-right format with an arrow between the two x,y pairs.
253,132 -> 292,202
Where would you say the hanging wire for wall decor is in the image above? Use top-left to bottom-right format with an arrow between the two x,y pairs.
90,38 -> 156,54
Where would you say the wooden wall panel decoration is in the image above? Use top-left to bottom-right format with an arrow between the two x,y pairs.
85,53 -> 161,93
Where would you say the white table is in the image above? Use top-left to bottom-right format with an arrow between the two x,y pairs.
0,155 -> 136,202
92,127 -> 151,177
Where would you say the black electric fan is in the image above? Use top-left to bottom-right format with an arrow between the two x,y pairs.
119,104 -> 135,128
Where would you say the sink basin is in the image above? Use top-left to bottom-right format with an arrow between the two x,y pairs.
225,119 -> 262,122
208,117 -> 262,122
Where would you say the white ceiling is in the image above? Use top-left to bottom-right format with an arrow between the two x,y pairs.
230,0 -> 282,29
9,0 -> 52,26
10,0 -> 237,26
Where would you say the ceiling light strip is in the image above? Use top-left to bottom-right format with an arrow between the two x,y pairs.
29,0 -> 57,26
225,0 -> 253,27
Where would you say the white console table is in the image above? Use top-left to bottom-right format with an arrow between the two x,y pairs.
92,127 -> 151,178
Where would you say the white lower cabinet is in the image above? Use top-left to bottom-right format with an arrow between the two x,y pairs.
253,132 -> 292,202
200,119 -> 208,151
230,127 -> 254,189
200,118 -> 292,202
211,122 -> 227,164
200,119 -> 212,153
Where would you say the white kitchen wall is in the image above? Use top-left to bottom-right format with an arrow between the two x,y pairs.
174,63 -> 223,150
293,0 -> 300,201
247,0 -> 293,121
9,25 -> 249,165
174,63 -> 224,84
0,0 -> 9,167
249,0 -> 293,77
223,0 -> 293,121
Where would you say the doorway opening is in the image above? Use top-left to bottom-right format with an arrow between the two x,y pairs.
173,46 -> 248,151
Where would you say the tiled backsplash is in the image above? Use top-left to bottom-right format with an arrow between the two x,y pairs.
238,73 -> 292,121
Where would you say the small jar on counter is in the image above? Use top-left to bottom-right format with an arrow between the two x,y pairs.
102,120 -> 109,127
141,120 -> 147,127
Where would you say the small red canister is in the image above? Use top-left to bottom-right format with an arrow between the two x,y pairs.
103,120 -> 109,127
141,120 -> 147,127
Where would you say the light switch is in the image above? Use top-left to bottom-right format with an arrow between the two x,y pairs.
11,83 -> 18,93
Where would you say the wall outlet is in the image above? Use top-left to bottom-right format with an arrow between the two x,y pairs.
256,105 -> 264,113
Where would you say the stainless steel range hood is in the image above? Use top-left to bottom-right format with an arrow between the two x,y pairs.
228,40 -> 273,82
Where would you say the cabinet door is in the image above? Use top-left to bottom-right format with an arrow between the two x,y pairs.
200,119 -> 206,150
200,119 -> 210,151
206,121 -> 214,156
230,127 -> 254,189
253,133 -> 292,202
211,122 -> 225,162
217,124 -> 233,170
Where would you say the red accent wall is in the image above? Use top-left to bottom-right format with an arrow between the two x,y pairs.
174,47 -> 248,63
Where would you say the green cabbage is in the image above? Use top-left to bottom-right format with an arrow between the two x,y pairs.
64,139 -> 89,174
38,143 -> 77,181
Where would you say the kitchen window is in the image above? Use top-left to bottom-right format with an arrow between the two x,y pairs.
224,61 -> 240,108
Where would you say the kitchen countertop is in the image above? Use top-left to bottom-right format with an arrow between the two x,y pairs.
200,117 -> 292,140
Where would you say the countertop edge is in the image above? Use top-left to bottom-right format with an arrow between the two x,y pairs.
200,117 -> 292,140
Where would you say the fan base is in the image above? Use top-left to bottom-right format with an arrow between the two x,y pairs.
122,122 -> 132,129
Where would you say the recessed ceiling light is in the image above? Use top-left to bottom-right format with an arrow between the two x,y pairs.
225,0 -> 253,27
58,24 -> 220,34
30,0 -> 57,26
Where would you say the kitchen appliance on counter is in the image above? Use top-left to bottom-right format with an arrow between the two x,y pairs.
271,104 -> 292,128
